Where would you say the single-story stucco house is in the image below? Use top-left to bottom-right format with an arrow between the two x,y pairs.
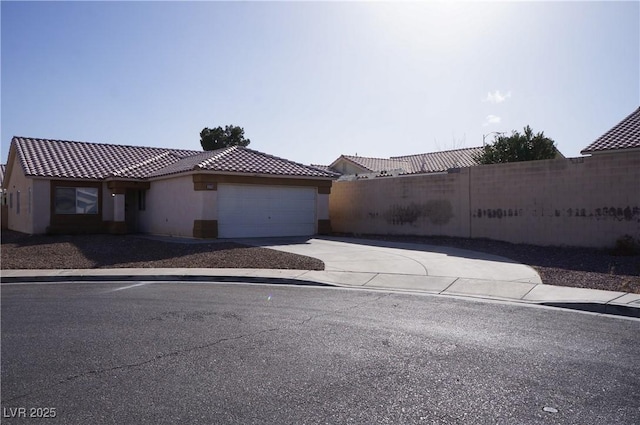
2,137 -> 338,238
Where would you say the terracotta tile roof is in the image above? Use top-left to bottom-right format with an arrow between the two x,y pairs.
393,147 -> 484,173
309,164 -> 336,174
335,155 -> 411,173
150,146 -> 338,178
332,147 -> 484,175
581,107 -> 640,154
10,137 -> 336,180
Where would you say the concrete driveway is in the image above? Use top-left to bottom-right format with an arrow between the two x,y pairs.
237,236 -> 543,297
3,235 -> 638,315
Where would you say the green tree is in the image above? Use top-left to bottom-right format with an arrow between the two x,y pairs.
200,125 -> 251,151
475,125 -> 558,164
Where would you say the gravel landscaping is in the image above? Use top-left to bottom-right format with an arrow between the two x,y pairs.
0,230 -> 324,271
2,230 -> 639,294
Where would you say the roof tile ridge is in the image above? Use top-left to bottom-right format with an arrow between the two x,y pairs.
392,146 -> 483,159
342,154 -> 403,161
12,135 -> 200,155
195,146 -> 238,169
110,151 -> 175,177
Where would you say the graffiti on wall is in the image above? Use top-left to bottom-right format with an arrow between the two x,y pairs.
473,206 -> 640,222
383,200 -> 454,226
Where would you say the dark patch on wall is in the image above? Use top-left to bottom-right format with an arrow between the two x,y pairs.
596,206 -> 640,221
384,200 -> 453,226
472,208 -> 522,219
473,205 -> 640,222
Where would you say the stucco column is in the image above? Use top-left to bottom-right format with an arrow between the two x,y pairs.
113,193 -> 125,222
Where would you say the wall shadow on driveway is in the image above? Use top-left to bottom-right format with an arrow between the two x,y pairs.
324,233 -> 640,277
233,235 -> 524,265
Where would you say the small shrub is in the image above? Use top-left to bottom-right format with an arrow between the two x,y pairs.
612,235 -> 639,256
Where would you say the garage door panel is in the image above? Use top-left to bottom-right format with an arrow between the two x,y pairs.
218,184 -> 317,238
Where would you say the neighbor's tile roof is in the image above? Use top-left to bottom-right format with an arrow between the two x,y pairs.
335,155 -> 411,173
581,107 -> 640,154
10,137 -> 336,180
150,146 -> 338,178
309,164 -> 335,173
393,147 -> 484,173
333,147 -> 483,175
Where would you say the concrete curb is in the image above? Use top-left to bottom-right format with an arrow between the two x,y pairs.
0,273 -> 332,288
2,270 -> 639,319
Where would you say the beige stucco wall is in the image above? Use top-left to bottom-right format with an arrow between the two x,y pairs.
469,153 -> 640,247
102,183 -> 114,222
330,152 -> 640,248
32,179 -> 50,234
139,174 -> 215,238
317,193 -> 330,221
5,169 -> 110,234
330,170 -> 471,237
5,161 -> 33,234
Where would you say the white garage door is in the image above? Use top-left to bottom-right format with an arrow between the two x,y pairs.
217,184 -> 317,238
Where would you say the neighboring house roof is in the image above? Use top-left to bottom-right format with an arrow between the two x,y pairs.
9,137 -> 337,181
0,164 -> 5,187
581,106 -> 640,154
393,147 -> 484,173
309,164 -> 335,173
329,147 -> 484,175
332,155 -> 411,173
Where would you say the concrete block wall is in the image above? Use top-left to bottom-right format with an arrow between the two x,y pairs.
330,152 -> 640,248
330,169 -> 470,238
469,154 -> 640,247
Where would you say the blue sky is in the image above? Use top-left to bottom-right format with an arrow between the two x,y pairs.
2,1 -> 638,166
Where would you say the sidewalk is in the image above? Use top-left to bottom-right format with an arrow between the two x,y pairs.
2,236 -> 639,318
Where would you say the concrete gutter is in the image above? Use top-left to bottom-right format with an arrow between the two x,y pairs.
2,268 -> 639,318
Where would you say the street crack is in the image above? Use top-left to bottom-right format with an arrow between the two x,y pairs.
3,326 -> 280,403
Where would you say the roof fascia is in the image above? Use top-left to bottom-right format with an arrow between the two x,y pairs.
104,176 -> 149,183
2,143 -> 18,189
580,147 -> 640,156
147,169 -> 336,183
194,170 -> 336,181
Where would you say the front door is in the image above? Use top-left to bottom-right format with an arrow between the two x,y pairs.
125,190 -> 138,233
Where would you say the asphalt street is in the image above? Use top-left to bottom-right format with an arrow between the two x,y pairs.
2,281 -> 639,424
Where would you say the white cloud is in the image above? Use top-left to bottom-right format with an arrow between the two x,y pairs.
483,114 -> 501,126
483,90 -> 512,103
